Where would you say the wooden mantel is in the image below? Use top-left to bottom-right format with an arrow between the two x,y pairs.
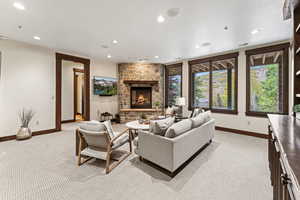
123,80 -> 158,85
120,108 -> 162,112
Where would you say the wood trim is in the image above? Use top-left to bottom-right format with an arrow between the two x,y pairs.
123,80 -> 158,85
188,52 -> 239,65
245,43 -> 290,56
0,129 -> 59,142
215,126 -> 268,139
56,53 -> 90,131
165,63 -> 183,107
73,68 -> 84,73
61,119 -> 76,123
188,52 -> 239,113
74,73 -> 78,121
245,43 -> 289,117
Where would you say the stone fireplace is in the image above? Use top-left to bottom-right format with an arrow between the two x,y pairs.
118,63 -> 164,122
131,87 -> 152,109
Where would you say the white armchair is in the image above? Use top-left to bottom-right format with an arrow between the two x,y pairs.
76,121 -> 132,174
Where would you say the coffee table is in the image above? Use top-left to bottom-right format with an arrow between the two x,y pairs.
125,120 -> 150,145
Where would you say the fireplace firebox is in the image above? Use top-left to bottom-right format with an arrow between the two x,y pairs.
130,87 -> 152,109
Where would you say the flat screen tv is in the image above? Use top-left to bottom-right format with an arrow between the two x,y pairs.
93,76 -> 117,96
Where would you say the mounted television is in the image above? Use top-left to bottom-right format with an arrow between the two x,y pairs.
93,76 -> 117,96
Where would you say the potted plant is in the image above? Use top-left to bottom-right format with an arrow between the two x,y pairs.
154,101 -> 161,110
139,113 -> 147,124
16,108 -> 35,140
294,104 -> 300,120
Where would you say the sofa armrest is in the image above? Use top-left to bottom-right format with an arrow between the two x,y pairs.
138,130 -> 175,171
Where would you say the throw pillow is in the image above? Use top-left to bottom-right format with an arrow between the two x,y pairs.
165,119 -> 193,138
103,120 -> 115,139
203,111 -> 212,122
191,112 -> 206,128
150,117 -> 175,136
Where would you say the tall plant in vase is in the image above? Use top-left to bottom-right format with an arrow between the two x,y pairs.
16,108 -> 35,140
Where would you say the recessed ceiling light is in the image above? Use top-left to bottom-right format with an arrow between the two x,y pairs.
13,2 -> 25,10
112,40 -> 118,44
195,44 -> 200,49
107,54 -> 112,58
101,45 -> 109,49
251,28 -> 261,35
202,42 -> 211,47
167,8 -> 180,17
33,36 -> 41,40
157,15 -> 165,23
154,56 -> 159,59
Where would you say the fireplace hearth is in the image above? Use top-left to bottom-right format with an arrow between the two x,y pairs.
131,87 -> 152,109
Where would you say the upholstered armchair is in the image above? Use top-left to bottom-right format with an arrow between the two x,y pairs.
76,121 -> 132,174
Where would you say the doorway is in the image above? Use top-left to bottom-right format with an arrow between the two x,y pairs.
56,53 -> 90,131
74,68 -> 84,121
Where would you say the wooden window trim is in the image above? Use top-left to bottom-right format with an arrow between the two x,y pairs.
188,52 -> 239,114
165,63 -> 183,107
245,43 -> 290,117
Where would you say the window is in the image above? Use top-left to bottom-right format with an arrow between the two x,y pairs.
246,43 -> 289,117
189,53 -> 238,114
165,63 -> 182,107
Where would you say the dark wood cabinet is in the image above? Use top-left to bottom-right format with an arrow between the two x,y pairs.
268,115 -> 299,200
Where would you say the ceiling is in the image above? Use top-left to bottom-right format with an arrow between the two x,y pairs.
0,0 -> 292,63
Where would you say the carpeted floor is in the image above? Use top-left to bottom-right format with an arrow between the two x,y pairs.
0,123 -> 272,200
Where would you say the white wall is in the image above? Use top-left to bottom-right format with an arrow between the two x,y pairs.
0,40 -> 56,137
0,39 -> 117,137
90,59 -> 118,121
61,60 -> 83,121
179,40 -> 293,135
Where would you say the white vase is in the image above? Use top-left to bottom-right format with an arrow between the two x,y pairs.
296,113 -> 300,120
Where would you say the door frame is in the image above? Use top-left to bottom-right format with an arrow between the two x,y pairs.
56,53 -> 90,131
73,68 -> 84,121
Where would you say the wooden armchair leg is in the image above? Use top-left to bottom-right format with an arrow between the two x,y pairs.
78,154 -> 82,166
106,150 -> 112,174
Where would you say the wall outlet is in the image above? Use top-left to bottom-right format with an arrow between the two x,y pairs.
36,120 -> 39,125
247,121 -> 251,125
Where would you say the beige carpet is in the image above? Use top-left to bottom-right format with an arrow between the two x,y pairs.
0,123 -> 272,200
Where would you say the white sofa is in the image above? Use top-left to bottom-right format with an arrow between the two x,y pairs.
136,119 -> 215,175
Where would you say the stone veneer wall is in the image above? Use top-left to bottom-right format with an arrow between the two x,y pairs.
118,63 -> 164,122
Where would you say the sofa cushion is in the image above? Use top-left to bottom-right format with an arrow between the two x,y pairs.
149,117 -> 175,136
79,121 -> 106,132
165,119 -> 193,138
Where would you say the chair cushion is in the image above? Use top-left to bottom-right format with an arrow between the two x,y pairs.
79,121 -> 106,132
112,134 -> 129,150
103,120 -> 115,139
165,119 -> 193,138
149,117 -> 175,136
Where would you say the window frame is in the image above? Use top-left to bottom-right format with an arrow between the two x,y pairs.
165,63 -> 183,107
245,43 -> 290,117
188,52 -> 239,114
